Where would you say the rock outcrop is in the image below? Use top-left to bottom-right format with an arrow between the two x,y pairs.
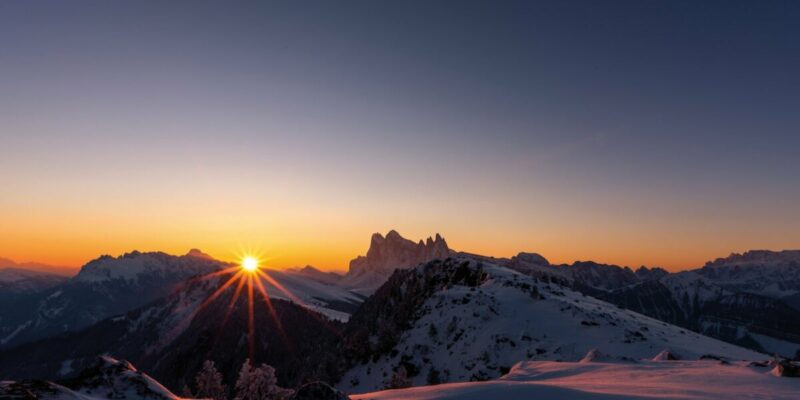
340,230 -> 451,294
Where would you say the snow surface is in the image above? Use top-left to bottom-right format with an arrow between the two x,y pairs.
352,360 -> 800,400
0,320 -> 32,345
0,356 -> 187,400
259,269 -> 363,321
340,259 -> 765,393
73,251 -> 219,284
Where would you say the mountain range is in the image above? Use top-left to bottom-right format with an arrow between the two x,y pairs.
0,257 -> 75,276
0,250 -> 226,348
0,231 -> 798,399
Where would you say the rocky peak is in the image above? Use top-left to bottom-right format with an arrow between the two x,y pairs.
511,252 -> 550,267
355,230 -> 451,274
704,250 -> 800,269
341,231 -> 452,294
185,248 -> 214,260
385,230 -> 403,240
634,266 -> 669,281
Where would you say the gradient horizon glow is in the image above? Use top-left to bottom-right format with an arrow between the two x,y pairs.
1,1 -> 798,272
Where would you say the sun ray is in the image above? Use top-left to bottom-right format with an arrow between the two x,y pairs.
199,266 -> 241,280
247,274 -> 255,360
254,269 -> 343,338
253,275 -> 292,348
252,276 -> 282,329
196,270 -> 244,313
255,269 -> 308,307
219,273 -> 248,328
185,248 -> 345,363
159,268 -> 244,361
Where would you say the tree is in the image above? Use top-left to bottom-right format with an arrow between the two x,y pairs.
234,359 -> 255,400
234,359 -> 294,400
195,360 -> 226,400
388,365 -> 411,389
427,323 -> 438,339
181,384 -> 193,398
426,367 -> 441,385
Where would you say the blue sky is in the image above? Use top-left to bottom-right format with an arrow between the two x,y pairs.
0,1 -> 798,270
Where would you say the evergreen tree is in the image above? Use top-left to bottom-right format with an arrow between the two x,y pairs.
388,365 -> 411,389
234,359 -> 294,400
181,384 -> 193,398
426,367 -> 441,385
427,323 -> 438,339
233,359 -> 255,400
195,360 -> 226,400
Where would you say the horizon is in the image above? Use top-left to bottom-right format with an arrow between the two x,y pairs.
2,1 -> 798,273
2,228 -> 798,274
2,2 -> 800,398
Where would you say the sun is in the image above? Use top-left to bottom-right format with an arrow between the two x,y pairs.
241,256 -> 259,272
193,248 -> 323,361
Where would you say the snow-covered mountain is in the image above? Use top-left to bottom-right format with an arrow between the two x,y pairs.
486,250 -> 800,358
0,250 -> 227,349
482,251 -> 668,291
338,257 -> 765,393
257,268 -> 364,319
0,257 -> 75,277
0,267 -> 67,294
2,246 -> 795,398
581,255 -> 800,358
0,355 -> 189,400
698,250 -> 800,302
72,249 -> 222,284
289,265 -> 346,285
340,230 -> 452,295
0,266 -> 350,391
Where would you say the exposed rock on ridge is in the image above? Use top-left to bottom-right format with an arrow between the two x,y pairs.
341,230 -> 451,294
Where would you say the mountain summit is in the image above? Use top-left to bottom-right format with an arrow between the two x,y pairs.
340,230 -> 451,294
0,250 -> 226,349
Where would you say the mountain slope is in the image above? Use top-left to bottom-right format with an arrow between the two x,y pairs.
352,359 -> 800,400
698,250 -> 800,302
257,268 -> 364,319
0,356 -> 189,400
592,265 -> 800,357
0,267 -> 346,392
338,257 -> 764,393
0,267 -> 67,297
496,250 -> 800,358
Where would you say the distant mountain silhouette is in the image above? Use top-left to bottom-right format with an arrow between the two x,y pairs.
0,250 -> 227,348
0,257 -> 76,276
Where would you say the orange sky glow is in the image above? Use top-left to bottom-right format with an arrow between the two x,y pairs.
1,2 -> 798,274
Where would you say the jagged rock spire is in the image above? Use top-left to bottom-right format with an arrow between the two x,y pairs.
341,230 -> 452,294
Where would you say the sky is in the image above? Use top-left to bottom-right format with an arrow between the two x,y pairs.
1,1 -> 798,272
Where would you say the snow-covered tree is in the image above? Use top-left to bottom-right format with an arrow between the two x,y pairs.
195,360 -> 226,400
233,359 -> 254,400
388,365 -> 411,389
181,383 -> 193,398
234,359 -> 293,400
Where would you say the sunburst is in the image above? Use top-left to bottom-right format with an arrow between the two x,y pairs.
187,249 -> 330,360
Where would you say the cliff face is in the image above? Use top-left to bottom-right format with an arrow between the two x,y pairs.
341,230 -> 451,294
